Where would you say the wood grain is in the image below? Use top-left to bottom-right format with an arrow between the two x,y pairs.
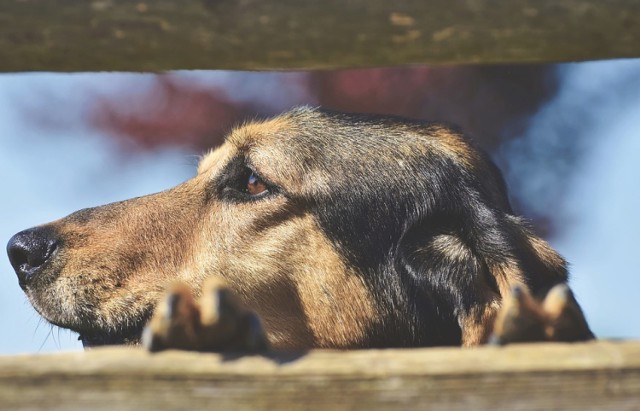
1,340 -> 640,410
1,0 -> 640,72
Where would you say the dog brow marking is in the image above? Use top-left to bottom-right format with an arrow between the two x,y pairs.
225,116 -> 314,195
197,144 -> 235,175
227,116 -> 295,151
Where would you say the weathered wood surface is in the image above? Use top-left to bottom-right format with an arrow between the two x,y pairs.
1,0 -> 640,72
1,340 -> 639,410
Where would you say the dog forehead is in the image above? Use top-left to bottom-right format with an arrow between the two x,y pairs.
197,108 -> 481,196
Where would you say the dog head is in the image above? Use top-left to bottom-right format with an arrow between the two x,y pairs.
7,107 -> 568,349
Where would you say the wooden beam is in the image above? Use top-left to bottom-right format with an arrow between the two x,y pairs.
1,340 -> 640,410
1,0 -> 640,72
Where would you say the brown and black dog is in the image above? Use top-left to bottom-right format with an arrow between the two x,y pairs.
7,107 -> 593,352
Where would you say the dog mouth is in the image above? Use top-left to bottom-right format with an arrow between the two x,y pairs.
27,294 -> 150,349
78,326 -> 144,348
24,281 -> 154,349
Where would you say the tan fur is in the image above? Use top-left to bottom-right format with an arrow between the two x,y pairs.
418,234 -> 502,346
145,282 -> 201,350
491,286 -> 547,343
27,113 -> 378,350
462,261 -> 529,344
197,144 -> 233,175
460,300 -> 501,346
201,212 -> 378,349
192,126 -> 378,349
15,108 -> 584,350
488,261 -> 527,301
527,235 -> 566,272
428,125 -> 478,169
490,283 -> 593,344
28,183 -> 204,334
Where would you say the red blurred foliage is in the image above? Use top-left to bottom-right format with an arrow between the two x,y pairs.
310,65 -> 557,150
91,76 -> 248,151
311,67 -> 432,118
86,66 -> 557,153
23,66 -> 561,235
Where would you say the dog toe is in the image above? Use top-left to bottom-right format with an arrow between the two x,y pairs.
142,282 -> 201,352
542,284 -> 595,342
490,285 -> 547,345
144,278 -> 269,353
198,278 -> 268,352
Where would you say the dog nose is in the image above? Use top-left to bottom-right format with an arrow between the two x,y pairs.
7,227 -> 58,289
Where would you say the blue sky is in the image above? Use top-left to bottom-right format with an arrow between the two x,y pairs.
498,60 -> 640,338
1,62 -> 639,354
0,74 -> 195,353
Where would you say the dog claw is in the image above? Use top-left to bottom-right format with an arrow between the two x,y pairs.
143,278 -> 269,353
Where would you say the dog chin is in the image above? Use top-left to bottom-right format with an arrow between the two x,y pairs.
28,295 -> 151,348
78,328 -> 143,348
27,299 -> 142,348
74,315 -> 149,349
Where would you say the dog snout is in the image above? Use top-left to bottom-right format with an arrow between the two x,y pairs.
7,227 -> 59,289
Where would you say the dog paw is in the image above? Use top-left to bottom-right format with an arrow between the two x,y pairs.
489,285 -> 547,345
542,283 -> 595,342
142,278 -> 269,353
489,284 -> 594,345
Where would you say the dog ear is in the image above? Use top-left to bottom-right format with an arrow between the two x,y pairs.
397,210 -> 571,345
398,217 -> 502,345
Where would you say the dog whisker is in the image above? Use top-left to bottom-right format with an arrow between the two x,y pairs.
37,325 -> 54,353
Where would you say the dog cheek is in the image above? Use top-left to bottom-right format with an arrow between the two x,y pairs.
298,266 -> 379,348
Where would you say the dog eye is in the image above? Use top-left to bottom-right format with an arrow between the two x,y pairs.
246,171 -> 268,196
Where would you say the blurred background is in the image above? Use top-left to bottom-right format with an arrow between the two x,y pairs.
1,59 -> 639,354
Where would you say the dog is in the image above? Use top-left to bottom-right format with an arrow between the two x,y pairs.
7,107 -> 593,351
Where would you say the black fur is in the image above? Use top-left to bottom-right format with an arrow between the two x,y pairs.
293,109 -> 566,346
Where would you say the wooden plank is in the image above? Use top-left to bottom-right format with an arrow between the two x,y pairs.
1,340 -> 640,410
1,0 -> 640,72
